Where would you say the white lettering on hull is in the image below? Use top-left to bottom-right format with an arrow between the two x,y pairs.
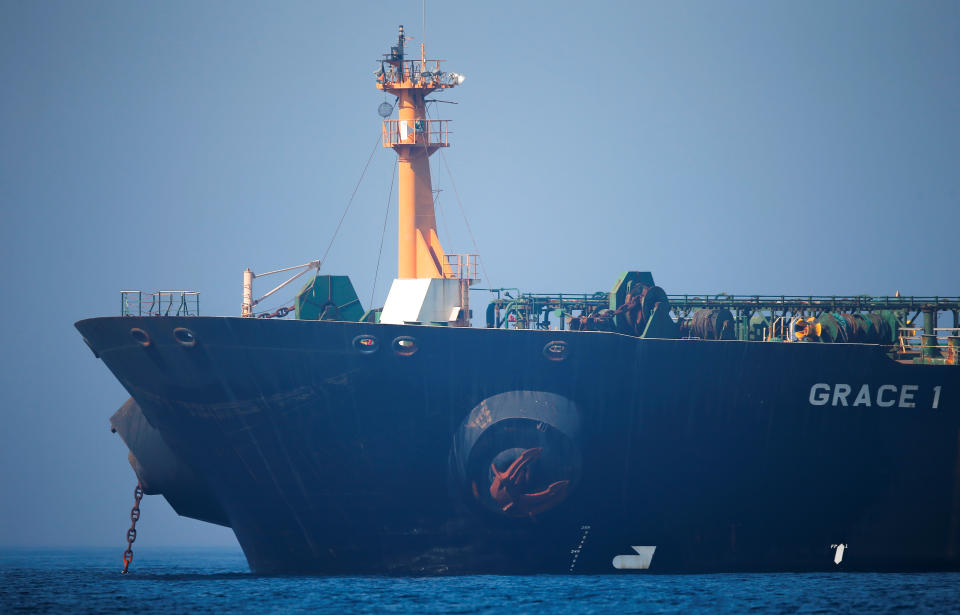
809,384 -> 943,409
810,383 -> 830,405
877,384 -> 897,407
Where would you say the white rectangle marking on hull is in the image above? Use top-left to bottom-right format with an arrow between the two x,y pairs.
612,546 -> 656,570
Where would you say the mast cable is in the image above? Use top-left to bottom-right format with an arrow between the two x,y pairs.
371,157 -> 398,306
317,132 -> 382,270
425,104 -> 490,286
440,148 -> 488,286
427,120 -> 453,255
439,148 -> 489,286
435,174 -> 452,253
248,131 -> 381,313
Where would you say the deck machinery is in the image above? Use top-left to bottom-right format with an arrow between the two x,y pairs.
483,275 -> 960,365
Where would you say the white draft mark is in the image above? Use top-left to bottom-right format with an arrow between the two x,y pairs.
612,546 -> 657,570
831,543 -> 848,565
568,525 -> 591,572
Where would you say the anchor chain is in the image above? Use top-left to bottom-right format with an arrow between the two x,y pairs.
121,481 -> 143,574
256,305 -> 294,319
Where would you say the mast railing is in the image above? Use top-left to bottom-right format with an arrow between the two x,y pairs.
445,254 -> 480,281
382,119 -> 450,148
376,59 -> 458,89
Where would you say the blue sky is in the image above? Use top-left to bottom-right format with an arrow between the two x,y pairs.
1,1 -> 957,547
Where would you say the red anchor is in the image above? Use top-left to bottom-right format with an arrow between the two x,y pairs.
489,447 -> 570,518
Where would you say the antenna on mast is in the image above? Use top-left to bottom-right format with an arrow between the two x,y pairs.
390,25 -> 404,62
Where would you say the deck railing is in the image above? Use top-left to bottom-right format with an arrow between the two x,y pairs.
122,291 -> 200,317
897,327 -> 960,354
484,290 -> 960,334
665,295 -> 960,313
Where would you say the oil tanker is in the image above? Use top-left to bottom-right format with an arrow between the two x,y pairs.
76,27 -> 960,574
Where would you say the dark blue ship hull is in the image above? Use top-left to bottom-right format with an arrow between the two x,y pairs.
76,316 -> 960,574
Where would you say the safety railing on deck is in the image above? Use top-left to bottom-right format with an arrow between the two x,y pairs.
667,295 -> 960,312
482,289 -> 960,334
445,254 -> 480,281
382,119 -> 450,148
122,291 -> 200,317
897,327 -> 960,354
765,316 -> 792,341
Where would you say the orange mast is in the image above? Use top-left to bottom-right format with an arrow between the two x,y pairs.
377,25 -> 463,279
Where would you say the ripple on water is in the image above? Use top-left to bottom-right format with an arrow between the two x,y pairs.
2,549 -> 960,614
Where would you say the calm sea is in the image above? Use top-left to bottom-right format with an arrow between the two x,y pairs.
2,547 -> 960,613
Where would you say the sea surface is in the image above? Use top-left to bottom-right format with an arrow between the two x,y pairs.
2,547 -> 960,613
